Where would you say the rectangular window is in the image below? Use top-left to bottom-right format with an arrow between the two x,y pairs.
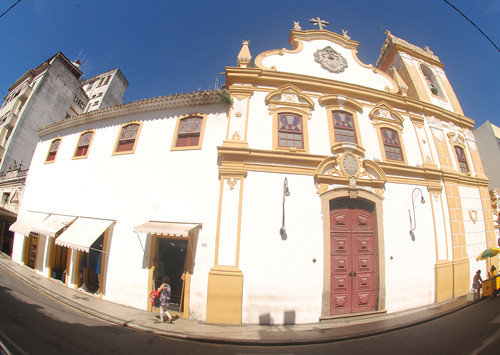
380,128 -> 403,161
333,111 -> 357,143
454,146 -> 469,173
278,113 -> 303,149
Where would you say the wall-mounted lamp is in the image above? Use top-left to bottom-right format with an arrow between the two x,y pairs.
409,187 -> 425,241
280,177 -> 291,240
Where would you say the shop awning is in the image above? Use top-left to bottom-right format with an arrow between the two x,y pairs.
55,217 -> 114,252
133,221 -> 202,237
31,214 -> 77,237
9,211 -> 50,235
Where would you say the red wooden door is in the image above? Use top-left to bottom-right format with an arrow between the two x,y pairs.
330,199 -> 377,314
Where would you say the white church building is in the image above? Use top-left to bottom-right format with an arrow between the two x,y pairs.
9,22 -> 497,325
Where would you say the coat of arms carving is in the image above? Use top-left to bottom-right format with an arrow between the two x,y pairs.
313,46 -> 348,73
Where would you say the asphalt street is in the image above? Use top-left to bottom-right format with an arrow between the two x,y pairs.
1,265 -> 499,354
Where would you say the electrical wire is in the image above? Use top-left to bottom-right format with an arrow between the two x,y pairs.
443,0 -> 500,54
0,0 -> 22,20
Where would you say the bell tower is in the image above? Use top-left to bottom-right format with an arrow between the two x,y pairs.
376,31 -> 463,115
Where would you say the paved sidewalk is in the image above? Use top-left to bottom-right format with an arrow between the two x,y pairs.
0,253 -> 476,345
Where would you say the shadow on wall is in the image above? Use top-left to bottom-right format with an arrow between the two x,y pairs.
259,310 -> 296,325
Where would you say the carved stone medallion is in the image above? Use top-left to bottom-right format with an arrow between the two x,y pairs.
313,46 -> 348,74
342,153 -> 359,176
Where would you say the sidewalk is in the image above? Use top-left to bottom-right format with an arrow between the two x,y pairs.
0,253 -> 476,345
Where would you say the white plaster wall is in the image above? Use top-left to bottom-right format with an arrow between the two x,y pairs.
382,183 -> 436,313
14,103 -> 228,312
261,40 -> 394,92
239,171 -> 323,324
459,186 -> 488,281
246,91 -> 273,151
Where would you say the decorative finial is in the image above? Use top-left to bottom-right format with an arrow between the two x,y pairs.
293,21 -> 301,30
309,17 -> 330,30
342,29 -> 350,40
237,40 -> 252,68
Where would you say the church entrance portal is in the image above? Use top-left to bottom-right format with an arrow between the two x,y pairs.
330,197 -> 378,314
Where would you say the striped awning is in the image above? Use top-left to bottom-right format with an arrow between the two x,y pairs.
9,211 -> 50,235
31,214 -> 77,237
55,217 -> 114,252
133,221 -> 201,237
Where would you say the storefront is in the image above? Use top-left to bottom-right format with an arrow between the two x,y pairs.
134,221 -> 201,318
55,217 -> 114,298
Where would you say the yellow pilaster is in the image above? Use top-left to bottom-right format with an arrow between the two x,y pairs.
443,178 -> 470,297
206,170 -> 246,324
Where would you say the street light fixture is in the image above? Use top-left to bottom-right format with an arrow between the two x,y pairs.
280,177 -> 290,240
409,187 -> 425,241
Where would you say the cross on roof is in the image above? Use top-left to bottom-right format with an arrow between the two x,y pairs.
309,17 -> 330,30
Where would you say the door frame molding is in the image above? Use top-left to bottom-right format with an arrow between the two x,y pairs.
320,187 -> 386,317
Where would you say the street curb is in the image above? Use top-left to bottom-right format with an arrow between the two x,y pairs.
0,255 -> 479,345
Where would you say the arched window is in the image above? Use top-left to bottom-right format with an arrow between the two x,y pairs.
332,111 -> 357,143
278,113 -> 304,149
46,139 -> 61,163
176,116 -> 203,147
380,128 -> 403,161
74,131 -> 94,158
114,122 -> 141,154
420,64 -> 443,98
454,146 -> 469,174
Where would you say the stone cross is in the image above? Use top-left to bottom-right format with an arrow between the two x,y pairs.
309,17 -> 330,30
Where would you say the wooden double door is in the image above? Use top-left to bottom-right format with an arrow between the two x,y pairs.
330,198 -> 378,314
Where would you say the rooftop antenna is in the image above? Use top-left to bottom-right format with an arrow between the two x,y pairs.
214,74 -> 219,90
75,50 -> 88,69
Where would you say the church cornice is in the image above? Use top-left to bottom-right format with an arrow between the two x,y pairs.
37,89 -> 230,136
225,67 -> 474,129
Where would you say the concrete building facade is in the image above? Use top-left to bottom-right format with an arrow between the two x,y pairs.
474,121 -> 500,190
0,52 -> 128,256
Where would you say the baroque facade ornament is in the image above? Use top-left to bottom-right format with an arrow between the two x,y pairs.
313,46 -> 348,74
227,177 -> 237,190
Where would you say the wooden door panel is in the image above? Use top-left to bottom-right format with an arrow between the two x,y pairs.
331,255 -> 350,274
354,291 -> 375,312
331,233 -> 350,253
350,210 -> 374,232
330,209 -> 351,231
331,292 -> 352,314
354,255 -> 375,274
353,235 -> 375,254
331,274 -> 351,292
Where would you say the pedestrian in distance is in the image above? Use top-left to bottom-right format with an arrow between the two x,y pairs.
473,270 -> 482,300
157,275 -> 173,323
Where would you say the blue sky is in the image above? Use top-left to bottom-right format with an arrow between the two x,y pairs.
1,0 -> 499,129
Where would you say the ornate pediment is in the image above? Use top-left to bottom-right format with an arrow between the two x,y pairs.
369,101 -> 404,131
314,152 -> 387,194
265,84 -> 314,118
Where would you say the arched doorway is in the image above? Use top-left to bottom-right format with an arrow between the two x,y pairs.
320,188 -> 385,318
329,197 -> 378,314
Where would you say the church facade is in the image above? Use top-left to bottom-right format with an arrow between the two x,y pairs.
9,23 -> 497,325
